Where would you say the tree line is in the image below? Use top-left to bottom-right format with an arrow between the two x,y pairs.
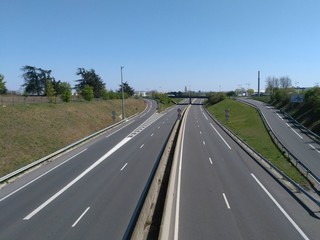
0,66 -> 135,102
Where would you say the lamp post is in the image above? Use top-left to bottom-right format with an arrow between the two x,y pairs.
120,66 -> 125,119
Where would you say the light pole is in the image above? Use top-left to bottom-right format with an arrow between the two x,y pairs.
121,66 -> 125,119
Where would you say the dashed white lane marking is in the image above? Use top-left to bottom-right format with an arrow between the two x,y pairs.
276,113 -> 283,120
223,193 -> 231,209
309,144 -> 320,154
203,141 -> 206,146
120,163 -> 128,171
286,123 -> 303,139
72,207 -> 90,228
151,133 -> 154,136
209,157 -> 213,165
202,112 -> 208,120
251,173 -> 309,240
140,144 -> 144,149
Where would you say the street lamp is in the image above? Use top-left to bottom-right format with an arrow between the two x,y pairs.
121,66 -> 125,119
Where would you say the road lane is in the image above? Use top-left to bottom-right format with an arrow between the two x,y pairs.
238,98 -> 320,180
176,103 -> 317,239
0,100 -> 184,239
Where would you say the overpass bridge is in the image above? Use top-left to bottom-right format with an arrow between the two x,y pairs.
170,95 -> 209,105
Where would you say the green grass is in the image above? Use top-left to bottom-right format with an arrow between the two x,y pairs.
0,99 -> 146,178
207,98 -> 310,188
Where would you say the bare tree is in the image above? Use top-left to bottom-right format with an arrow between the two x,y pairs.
265,76 -> 279,94
279,76 -> 292,89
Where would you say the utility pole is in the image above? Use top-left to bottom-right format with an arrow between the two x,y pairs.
258,70 -> 260,97
121,66 -> 125,119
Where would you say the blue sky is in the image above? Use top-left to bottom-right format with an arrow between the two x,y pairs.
1,0 -> 320,92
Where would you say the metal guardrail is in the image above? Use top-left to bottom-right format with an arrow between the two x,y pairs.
236,99 -> 320,187
204,106 -> 320,208
0,114 -> 138,184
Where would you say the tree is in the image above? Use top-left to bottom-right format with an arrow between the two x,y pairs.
0,74 -> 7,94
265,76 -> 279,94
81,85 -> 94,101
279,76 -> 292,89
46,80 -> 56,103
118,81 -> 134,97
60,82 -> 72,102
75,68 -> 105,98
21,65 -> 54,95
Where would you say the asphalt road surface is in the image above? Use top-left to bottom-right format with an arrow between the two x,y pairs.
238,97 -> 320,182
0,99 -> 184,240
173,101 -> 318,239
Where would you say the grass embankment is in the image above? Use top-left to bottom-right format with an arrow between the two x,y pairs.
0,99 -> 146,178
207,98 -> 309,187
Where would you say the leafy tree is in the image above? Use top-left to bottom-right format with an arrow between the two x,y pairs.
75,68 -> 105,98
60,82 -> 72,102
46,80 -> 56,103
21,65 -> 53,95
118,81 -> 134,97
265,76 -> 279,94
81,85 -> 94,101
0,74 -> 7,94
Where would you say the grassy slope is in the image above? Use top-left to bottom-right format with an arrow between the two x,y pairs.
0,99 -> 146,177
207,98 -> 309,187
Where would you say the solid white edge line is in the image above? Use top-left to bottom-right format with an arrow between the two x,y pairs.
223,193 -> 231,209
0,148 -> 87,202
210,123 -> 232,149
23,137 -> 131,220
251,173 -> 309,240
120,163 -> 128,171
174,107 -> 189,240
72,207 -> 90,228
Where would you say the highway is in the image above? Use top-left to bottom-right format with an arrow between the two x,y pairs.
173,101 -> 318,239
0,99 -> 183,240
238,98 -> 320,181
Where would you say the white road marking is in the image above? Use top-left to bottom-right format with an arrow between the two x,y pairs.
120,163 -> 128,171
72,207 -> 90,228
251,174 -> 310,240
151,133 -> 154,137
203,141 -> 206,145
309,144 -> 320,154
158,126 -> 161,129
23,112 -> 161,220
210,123 -> 231,149
209,157 -> 213,165
200,131 -> 202,135
286,123 -> 303,139
140,144 -> 144,149
174,106 -> 189,240
276,113 -> 283,120
223,193 -> 231,209
202,112 -> 208,120
23,137 -> 130,220
0,148 -> 87,202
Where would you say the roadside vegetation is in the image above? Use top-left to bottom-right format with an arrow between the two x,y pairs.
0,99 -> 146,178
206,97 -> 310,188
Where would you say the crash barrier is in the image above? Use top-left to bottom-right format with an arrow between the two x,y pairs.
0,114 -> 139,184
217,101 -> 320,208
236,99 -> 320,190
159,105 -> 191,240
280,108 -> 320,144
127,112 -> 183,239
